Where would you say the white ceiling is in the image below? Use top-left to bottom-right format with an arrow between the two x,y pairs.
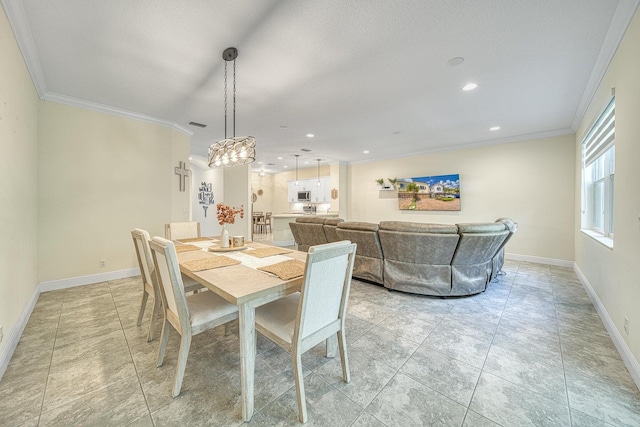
4,0 -> 638,173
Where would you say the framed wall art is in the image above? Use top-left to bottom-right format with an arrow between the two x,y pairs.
396,174 -> 460,211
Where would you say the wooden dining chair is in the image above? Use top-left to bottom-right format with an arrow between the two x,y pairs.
131,229 -> 203,342
254,240 -> 357,422
149,236 -> 239,397
255,212 -> 272,234
164,221 -> 200,240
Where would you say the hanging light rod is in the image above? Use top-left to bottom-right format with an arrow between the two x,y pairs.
316,159 -> 321,187
294,154 -> 300,185
208,47 -> 256,168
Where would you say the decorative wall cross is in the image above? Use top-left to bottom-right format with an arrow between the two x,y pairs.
174,161 -> 189,192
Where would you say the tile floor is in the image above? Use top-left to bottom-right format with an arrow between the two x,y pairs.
1,260 -> 640,426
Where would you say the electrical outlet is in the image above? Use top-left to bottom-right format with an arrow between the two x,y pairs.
624,318 -> 629,335
0,325 -> 3,344
99,259 -> 107,268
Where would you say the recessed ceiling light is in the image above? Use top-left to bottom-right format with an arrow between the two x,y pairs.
490,126 -> 501,131
284,165 -> 288,168
306,133 -> 314,138
189,156 -> 192,160
363,150 -> 370,154
447,57 -> 464,67
277,156 -> 283,160
462,82 -> 478,91
304,161 -> 309,164
257,161 -> 263,164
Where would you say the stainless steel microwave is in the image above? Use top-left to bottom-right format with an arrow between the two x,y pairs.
297,191 -> 311,201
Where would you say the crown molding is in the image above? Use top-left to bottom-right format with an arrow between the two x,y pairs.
571,0 -> 640,131
2,0 -> 193,137
43,92 -> 194,136
1,0 -> 47,96
349,127 -> 575,166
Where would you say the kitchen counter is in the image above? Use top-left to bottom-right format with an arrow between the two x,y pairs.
271,213 -> 338,218
271,213 -> 339,246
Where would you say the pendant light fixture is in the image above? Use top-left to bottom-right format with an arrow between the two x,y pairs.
316,159 -> 321,186
208,47 -> 256,167
294,154 -> 300,185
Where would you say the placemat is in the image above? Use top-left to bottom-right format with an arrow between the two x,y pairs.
245,247 -> 293,258
177,236 -> 218,243
181,256 -> 240,272
174,244 -> 202,253
258,259 -> 306,280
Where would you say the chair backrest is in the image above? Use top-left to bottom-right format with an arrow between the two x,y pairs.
149,237 -> 190,334
265,212 -> 272,221
165,222 -> 201,240
131,228 -> 155,292
295,241 -> 356,343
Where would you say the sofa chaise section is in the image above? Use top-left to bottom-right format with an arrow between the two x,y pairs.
378,221 -> 459,295
451,222 -> 510,295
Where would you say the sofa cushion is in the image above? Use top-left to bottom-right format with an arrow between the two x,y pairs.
296,216 -> 327,224
380,221 -> 457,234
324,218 -> 344,226
456,222 -> 507,234
337,221 -> 379,232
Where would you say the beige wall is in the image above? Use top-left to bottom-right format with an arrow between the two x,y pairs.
37,101 -> 191,282
575,9 -> 640,362
251,172 -> 274,215
222,165 -> 252,238
191,164 -> 224,237
348,134 -> 576,262
0,7 -> 39,355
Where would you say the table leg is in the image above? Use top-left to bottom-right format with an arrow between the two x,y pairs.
239,305 -> 256,421
326,335 -> 338,358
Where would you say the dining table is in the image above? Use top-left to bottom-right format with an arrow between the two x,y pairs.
174,237 -> 337,421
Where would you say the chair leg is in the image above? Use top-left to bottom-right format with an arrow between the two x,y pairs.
173,334 -> 192,398
337,329 -> 350,383
146,294 -> 161,342
137,291 -> 149,326
156,319 -> 170,367
225,322 -> 231,336
292,351 -> 307,423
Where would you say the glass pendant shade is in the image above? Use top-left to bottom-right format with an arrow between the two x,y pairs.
208,136 -> 256,167
208,47 -> 256,168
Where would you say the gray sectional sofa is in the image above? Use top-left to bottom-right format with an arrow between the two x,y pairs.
289,216 -> 516,297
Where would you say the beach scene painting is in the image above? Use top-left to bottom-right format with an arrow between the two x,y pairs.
396,174 -> 460,211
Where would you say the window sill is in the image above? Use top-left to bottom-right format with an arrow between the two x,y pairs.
580,229 -> 614,249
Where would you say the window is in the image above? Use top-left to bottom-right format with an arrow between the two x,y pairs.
582,98 -> 615,241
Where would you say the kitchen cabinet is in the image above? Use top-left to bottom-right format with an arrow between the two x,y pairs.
310,177 -> 331,202
288,177 -> 330,202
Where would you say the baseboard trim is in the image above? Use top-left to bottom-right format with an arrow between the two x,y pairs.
505,252 -> 573,268
0,285 -> 40,380
40,267 -> 140,292
573,263 -> 640,390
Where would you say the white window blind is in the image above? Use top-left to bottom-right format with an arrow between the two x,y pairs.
582,98 -> 615,166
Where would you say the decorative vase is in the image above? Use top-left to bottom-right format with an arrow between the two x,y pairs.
220,224 -> 230,248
